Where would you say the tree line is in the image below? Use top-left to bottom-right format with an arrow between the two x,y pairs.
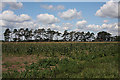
3,28 -> 120,42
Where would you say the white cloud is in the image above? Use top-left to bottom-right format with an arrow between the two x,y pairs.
0,20 -> 42,29
1,0 -> 17,2
95,0 -> 119,18
103,20 -> 108,23
33,0 -> 43,2
62,23 -> 73,30
0,20 -> 6,27
87,24 -> 102,32
76,20 -> 87,29
57,5 -> 65,10
48,24 -> 61,31
74,19 -> 118,36
0,2 -> 23,11
0,20 -> 43,40
7,2 -> 23,10
0,10 -> 31,22
41,5 -> 65,10
0,11 -> 60,30
42,23 -> 73,32
13,21 -> 40,29
0,2 -> 5,11
41,5 -> 53,10
37,13 -> 60,24
0,10 -> 34,29
58,8 -> 82,20
86,23 -> 118,36
37,23 -> 73,32
0,26 -> 6,40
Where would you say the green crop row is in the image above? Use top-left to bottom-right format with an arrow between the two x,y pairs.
2,43 -> 119,56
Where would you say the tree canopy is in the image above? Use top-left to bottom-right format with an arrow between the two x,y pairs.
3,28 -> 119,42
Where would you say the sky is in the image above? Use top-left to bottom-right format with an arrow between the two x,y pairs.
0,0 -> 119,40
1,0 -> 119,2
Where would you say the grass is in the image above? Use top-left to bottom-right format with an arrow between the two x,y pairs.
2,42 -> 119,78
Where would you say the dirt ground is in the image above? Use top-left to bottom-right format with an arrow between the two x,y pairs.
2,55 -> 39,72
2,54 -> 67,72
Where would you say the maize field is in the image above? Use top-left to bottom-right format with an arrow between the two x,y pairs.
2,42 -> 119,78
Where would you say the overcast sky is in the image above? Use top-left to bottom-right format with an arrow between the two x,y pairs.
0,0 -> 119,40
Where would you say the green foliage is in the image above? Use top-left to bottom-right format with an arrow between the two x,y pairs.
2,42 -> 119,78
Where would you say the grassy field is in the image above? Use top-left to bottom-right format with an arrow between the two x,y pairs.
2,42 -> 119,78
